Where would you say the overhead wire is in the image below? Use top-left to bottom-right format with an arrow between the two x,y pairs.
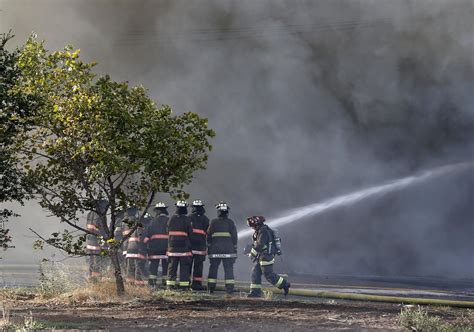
113,18 -> 391,46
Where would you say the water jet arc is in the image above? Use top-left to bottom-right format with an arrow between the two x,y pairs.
238,161 -> 474,239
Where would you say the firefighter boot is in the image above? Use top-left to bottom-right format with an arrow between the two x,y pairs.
282,281 -> 291,296
148,275 -> 157,289
225,283 -> 234,295
247,289 -> 262,298
192,283 -> 206,291
247,285 -> 263,298
208,286 -> 215,294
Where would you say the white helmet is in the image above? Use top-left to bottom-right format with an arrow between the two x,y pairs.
154,202 -> 168,209
175,200 -> 189,208
215,201 -> 229,211
192,199 -> 204,207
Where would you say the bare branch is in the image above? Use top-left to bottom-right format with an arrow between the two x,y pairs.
29,228 -> 93,257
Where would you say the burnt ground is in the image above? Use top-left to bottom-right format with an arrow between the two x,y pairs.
5,294 -> 473,331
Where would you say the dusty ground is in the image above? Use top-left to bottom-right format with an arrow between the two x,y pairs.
2,289 -> 473,331
4,298 -> 402,331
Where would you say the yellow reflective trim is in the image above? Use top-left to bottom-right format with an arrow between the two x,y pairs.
212,232 -> 231,237
179,281 -> 190,286
250,248 -> 258,256
260,259 -> 275,266
166,280 -> 176,285
207,278 -> 217,283
275,277 -> 284,288
225,279 -> 235,284
250,283 -> 262,289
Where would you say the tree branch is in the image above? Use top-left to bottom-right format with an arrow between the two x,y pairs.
29,228 -> 93,257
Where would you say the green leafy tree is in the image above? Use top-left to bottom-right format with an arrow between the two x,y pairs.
13,36 -> 215,294
0,32 -> 37,253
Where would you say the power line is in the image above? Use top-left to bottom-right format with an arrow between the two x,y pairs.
113,18 -> 390,46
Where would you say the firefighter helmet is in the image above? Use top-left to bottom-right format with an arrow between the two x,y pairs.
154,201 -> 168,209
247,215 -> 265,228
175,200 -> 189,208
192,199 -> 204,207
215,201 -> 229,211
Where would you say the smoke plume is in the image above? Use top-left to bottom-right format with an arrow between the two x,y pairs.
1,0 -> 473,279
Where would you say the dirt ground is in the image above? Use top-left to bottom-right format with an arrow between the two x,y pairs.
4,293 -> 473,331
5,298 -> 398,331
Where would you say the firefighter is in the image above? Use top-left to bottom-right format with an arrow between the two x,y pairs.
113,207 -> 126,272
85,199 -> 109,282
189,199 -> 210,290
207,201 -> 238,294
246,216 -> 290,297
120,212 -> 131,273
144,202 -> 169,288
124,206 -> 147,285
166,200 -> 193,290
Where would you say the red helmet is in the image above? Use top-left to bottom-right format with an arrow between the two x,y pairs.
247,215 -> 265,228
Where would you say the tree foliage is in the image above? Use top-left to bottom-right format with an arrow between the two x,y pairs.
0,32 -> 37,252
12,35 -> 214,292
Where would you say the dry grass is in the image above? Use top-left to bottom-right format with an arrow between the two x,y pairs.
56,280 -> 152,305
37,261 -> 85,299
152,289 -> 214,302
0,300 -> 13,330
398,305 -> 474,332
263,290 -> 273,301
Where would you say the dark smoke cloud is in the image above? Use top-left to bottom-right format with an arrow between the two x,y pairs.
1,0 -> 473,279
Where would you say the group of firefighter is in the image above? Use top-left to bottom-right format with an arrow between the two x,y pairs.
86,199 -> 290,297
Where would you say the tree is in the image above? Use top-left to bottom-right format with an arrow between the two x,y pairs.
0,32 -> 37,253
13,35 -> 215,294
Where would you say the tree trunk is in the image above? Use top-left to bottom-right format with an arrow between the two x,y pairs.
110,247 -> 125,296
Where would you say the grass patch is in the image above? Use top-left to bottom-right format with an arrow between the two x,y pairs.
263,290 -> 273,301
58,280 -> 152,305
398,305 -> 474,331
37,261 -> 85,299
152,289 -> 215,302
0,311 -> 49,330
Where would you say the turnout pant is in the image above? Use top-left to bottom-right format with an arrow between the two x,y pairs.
250,258 -> 287,295
87,255 -> 108,281
149,257 -> 168,286
207,258 -> 235,292
191,255 -> 206,287
167,256 -> 192,289
126,258 -> 147,285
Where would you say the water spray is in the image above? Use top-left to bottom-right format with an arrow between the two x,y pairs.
238,161 -> 474,239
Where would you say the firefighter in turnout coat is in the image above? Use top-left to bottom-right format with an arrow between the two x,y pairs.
124,207 -> 147,285
189,200 -> 210,290
85,200 -> 109,282
144,202 -> 169,287
166,200 -> 193,290
207,201 -> 238,294
246,216 -> 290,297
113,208 -> 126,272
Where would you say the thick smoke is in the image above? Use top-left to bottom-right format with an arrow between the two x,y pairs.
1,0 -> 473,279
